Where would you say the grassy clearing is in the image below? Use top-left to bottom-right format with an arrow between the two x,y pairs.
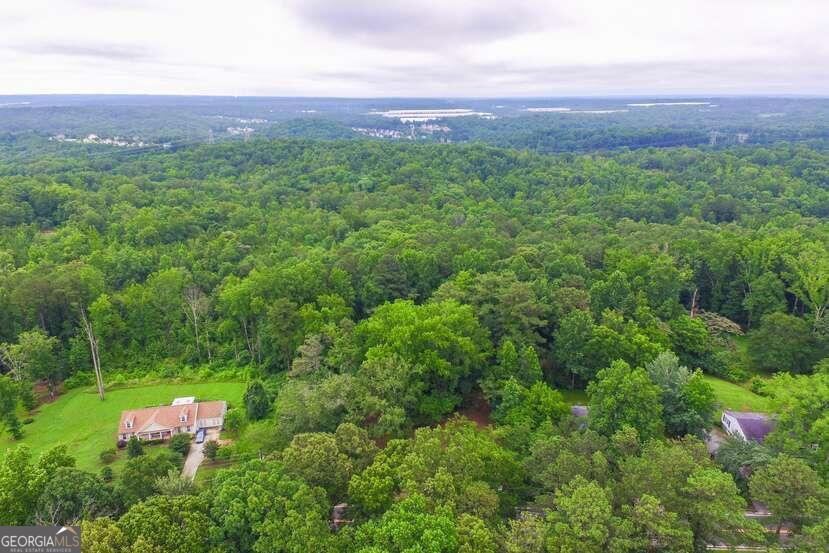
703,375 -> 771,413
103,445 -> 174,478
194,460 -> 235,488
560,388 -> 588,405
0,381 -> 245,473
731,334 -> 749,360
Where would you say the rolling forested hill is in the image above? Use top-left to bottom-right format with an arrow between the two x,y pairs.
1,110 -> 829,552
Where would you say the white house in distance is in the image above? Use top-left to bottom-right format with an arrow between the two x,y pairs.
721,410 -> 773,443
118,397 -> 227,441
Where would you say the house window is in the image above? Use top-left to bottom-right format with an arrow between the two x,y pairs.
180,415 -> 187,422
126,420 -> 132,429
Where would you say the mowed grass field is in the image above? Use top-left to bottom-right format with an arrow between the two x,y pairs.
1,376 -> 768,473
0,382 -> 245,472
703,375 -> 771,413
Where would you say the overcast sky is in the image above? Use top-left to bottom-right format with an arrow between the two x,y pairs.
1,0 -> 827,97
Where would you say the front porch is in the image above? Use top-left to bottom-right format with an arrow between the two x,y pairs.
136,429 -> 174,441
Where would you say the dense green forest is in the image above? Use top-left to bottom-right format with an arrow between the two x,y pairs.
2,135 -> 829,552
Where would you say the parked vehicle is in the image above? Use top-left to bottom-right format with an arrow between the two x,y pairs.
195,428 -> 207,444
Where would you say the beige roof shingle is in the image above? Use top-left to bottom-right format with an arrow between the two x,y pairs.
118,400 -> 225,434
196,400 -> 226,420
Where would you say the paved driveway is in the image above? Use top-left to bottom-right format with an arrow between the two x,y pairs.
181,428 -> 220,480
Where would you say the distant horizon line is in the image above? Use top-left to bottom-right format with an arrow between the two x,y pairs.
1,93 -> 829,100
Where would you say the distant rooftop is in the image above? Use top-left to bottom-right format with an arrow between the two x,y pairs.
571,405 -> 589,417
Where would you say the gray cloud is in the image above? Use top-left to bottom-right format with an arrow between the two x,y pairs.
1,0 -> 826,96
286,0 -> 561,49
69,0 -> 157,8
313,58 -> 829,95
16,41 -> 154,62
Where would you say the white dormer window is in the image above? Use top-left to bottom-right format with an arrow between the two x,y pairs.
179,412 -> 188,422
126,420 -> 133,429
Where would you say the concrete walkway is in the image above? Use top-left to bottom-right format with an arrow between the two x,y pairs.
181,428 -> 219,480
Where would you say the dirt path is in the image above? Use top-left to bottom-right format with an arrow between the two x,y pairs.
704,427 -> 728,455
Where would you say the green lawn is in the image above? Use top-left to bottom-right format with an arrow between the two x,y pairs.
703,375 -> 771,413
0,382 -> 246,473
559,388 -> 588,406
193,459 -> 235,488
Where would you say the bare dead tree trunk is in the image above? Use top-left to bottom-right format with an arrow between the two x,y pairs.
690,288 -> 698,318
34,501 -> 63,526
181,285 -> 219,362
242,319 -> 253,360
814,304 -> 826,333
79,307 -> 105,400
191,305 -> 201,355
0,345 -> 25,381
241,319 -> 258,364
183,285 -> 208,359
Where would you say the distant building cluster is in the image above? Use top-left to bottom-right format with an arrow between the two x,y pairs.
367,108 -> 495,122
419,124 -> 451,133
352,127 -> 406,139
209,115 -> 268,124
352,123 -> 452,141
49,134 -> 160,147
226,126 -> 255,136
